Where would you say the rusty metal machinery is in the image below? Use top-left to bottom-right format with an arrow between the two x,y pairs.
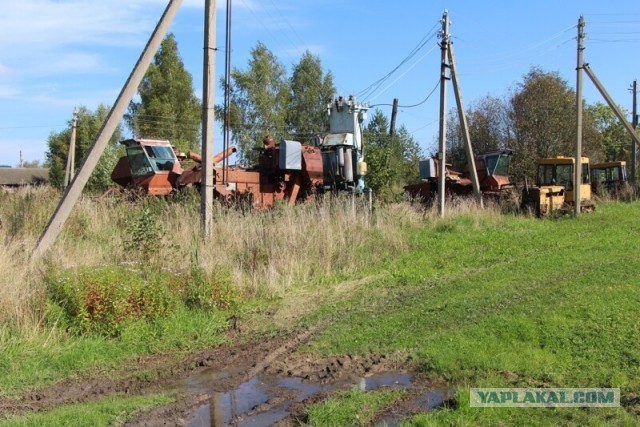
403,149 -> 513,201
110,96 -> 371,208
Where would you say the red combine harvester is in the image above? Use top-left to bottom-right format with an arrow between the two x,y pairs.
403,149 -> 513,201
111,96 -> 370,208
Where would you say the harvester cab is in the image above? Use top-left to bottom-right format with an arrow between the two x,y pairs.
111,138 -> 184,196
591,161 -> 627,195
522,156 -> 593,216
474,149 -> 513,196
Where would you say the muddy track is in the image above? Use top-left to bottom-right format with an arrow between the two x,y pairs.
0,327 -> 318,417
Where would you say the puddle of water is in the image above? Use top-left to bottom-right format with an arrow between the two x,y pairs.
377,388 -> 456,427
185,372 -> 451,427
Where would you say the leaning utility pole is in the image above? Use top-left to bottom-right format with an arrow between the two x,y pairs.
631,79 -> 638,185
574,15 -> 585,215
32,0 -> 184,260
584,65 -> 640,151
201,0 -> 217,239
437,11 -> 450,218
64,109 -> 78,188
389,97 -> 399,141
448,42 -> 483,207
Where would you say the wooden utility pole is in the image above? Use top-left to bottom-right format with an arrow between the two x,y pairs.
437,10 -> 450,218
389,97 -> 398,141
574,15 -> 585,215
201,0 -> 217,239
64,109 -> 78,188
448,42 -> 483,207
631,79 -> 638,185
32,0 -> 184,260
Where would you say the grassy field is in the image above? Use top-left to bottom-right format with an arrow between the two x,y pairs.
300,200 -> 640,425
1,186 -> 639,425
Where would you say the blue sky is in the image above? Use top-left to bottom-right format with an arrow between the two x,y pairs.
0,0 -> 638,167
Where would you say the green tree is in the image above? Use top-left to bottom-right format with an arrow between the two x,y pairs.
287,51 -> 335,138
363,110 -> 422,197
126,33 -> 201,153
447,95 -> 512,171
45,105 -> 124,191
224,42 -> 290,165
507,67 -> 600,182
586,102 -> 629,161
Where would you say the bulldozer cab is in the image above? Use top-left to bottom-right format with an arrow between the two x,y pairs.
536,156 -> 591,204
591,161 -> 627,194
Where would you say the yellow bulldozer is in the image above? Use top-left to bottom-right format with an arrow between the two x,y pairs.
521,156 -> 594,217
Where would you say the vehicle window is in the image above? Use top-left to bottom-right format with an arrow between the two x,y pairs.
493,154 -> 510,176
581,163 -> 590,184
143,145 -> 175,172
126,146 -> 153,176
538,165 -> 555,186
556,164 -> 573,189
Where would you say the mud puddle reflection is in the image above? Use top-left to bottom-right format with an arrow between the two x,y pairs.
183,371 -> 450,426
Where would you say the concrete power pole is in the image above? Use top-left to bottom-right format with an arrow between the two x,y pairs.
574,15 -> 585,216
64,109 -> 78,188
32,0 -> 184,260
437,10 -> 450,218
201,0 -> 217,239
389,97 -> 398,141
448,42 -> 483,208
631,79 -> 638,185
388,97 -> 399,168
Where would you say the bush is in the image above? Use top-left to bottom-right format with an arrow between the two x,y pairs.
45,266 -> 184,336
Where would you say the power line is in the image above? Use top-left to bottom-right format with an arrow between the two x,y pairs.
356,21 -> 439,101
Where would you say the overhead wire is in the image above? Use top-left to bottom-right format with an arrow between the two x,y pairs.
356,21 -> 440,101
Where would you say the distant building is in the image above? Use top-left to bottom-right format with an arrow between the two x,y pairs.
0,168 -> 49,187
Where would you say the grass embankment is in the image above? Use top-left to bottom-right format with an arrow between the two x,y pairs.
0,187 -> 416,398
301,201 -> 640,425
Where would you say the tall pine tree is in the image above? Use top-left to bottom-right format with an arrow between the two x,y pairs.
126,33 -> 201,152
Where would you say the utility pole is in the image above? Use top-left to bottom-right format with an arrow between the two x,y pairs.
389,97 -> 398,141
64,109 -> 78,188
201,0 -> 217,239
631,79 -> 638,185
19,150 -> 23,168
437,10 -> 450,218
448,42 -> 483,207
222,0 -> 232,184
32,0 -> 184,260
574,15 -> 585,216
387,97 -> 398,169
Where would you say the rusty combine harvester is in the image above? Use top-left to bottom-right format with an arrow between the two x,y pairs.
403,149 -> 513,201
111,96 -> 370,208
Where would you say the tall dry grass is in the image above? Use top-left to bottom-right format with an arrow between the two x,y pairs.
1,187 -> 432,333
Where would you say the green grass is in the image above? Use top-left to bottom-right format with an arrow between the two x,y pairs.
0,308 -> 230,396
0,393 -> 173,427
402,386 -> 636,426
300,201 -> 640,424
302,387 -> 405,426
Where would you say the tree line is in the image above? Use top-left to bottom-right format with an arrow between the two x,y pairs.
45,35 -> 633,194
446,67 -> 632,183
